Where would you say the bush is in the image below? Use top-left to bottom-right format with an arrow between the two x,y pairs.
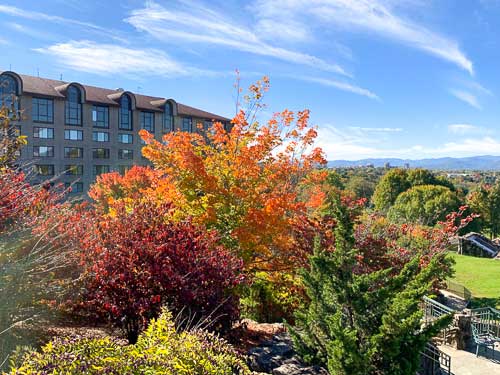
289,196 -> 453,374
240,271 -> 304,323
72,201 -> 246,343
7,309 -> 251,375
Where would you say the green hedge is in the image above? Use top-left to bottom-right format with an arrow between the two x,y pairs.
7,309 -> 250,375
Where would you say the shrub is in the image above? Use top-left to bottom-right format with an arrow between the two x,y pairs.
74,201 -> 246,343
7,309 -> 251,375
240,271 -> 304,323
289,195 -> 453,374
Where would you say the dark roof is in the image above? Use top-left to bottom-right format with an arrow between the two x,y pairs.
10,73 -> 230,122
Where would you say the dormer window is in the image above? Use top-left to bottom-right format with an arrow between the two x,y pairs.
0,74 -> 19,112
164,102 -> 173,132
182,117 -> 192,132
140,111 -> 155,132
119,94 -> 132,130
65,85 -> 82,125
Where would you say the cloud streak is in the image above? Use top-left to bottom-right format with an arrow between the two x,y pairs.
448,123 -> 478,135
316,124 -> 500,160
254,0 -> 473,74
449,89 -> 482,109
0,4 -> 125,42
34,40 -> 216,78
294,76 -> 379,100
125,1 -> 348,76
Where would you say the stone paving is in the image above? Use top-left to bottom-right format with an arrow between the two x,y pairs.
439,343 -> 500,375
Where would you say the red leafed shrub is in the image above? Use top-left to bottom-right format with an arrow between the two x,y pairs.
75,201 -> 246,343
0,168 -> 62,234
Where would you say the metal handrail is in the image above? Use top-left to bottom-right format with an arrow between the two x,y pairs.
419,342 -> 451,375
423,296 -> 455,319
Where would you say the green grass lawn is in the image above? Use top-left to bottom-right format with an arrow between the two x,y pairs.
448,253 -> 500,308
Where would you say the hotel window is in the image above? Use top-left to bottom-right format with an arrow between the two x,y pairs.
204,120 -> 212,132
64,147 -> 83,158
32,98 -> 53,123
141,111 -> 155,132
182,117 -> 192,132
93,165 -> 110,176
118,149 -> 133,159
92,105 -> 109,128
65,182 -> 84,193
35,164 -> 54,176
65,165 -> 83,176
118,165 -> 131,175
93,148 -> 110,159
92,131 -> 109,142
33,127 -> 54,139
0,74 -> 19,112
64,129 -> 83,141
118,133 -> 133,144
119,95 -> 132,130
164,102 -> 173,132
33,146 -> 54,157
65,86 -> 82,126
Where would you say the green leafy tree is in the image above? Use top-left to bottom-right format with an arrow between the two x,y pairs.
289,194 -> 452,375
372,169 -> 410,212
373,168 -> 456,213
345,175 -> 376,200
467,183 -> 500,238
388,185 -> 461,226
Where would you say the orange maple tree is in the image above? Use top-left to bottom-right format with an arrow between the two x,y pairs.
92,77 -> 327,271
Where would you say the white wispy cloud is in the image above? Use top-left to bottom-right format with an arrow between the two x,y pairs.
254,0 -> 473,74
34,40 -> 215,77
295,76 -> 379,100
316,124 -> 500,160
0,4 -> 125,42
348,126 -> 403,132
447,123 -> 493,136
448,124 -> 478,134
449,89 -> 482,109
6,22 -> 57,40
125,1 -> 348,76
461,80 -> 493,96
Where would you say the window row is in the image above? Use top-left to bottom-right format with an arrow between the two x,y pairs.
33,127 -> 134,143
32,146 -> 134,159
34,164 -> 119,176
30,96 -> 182,133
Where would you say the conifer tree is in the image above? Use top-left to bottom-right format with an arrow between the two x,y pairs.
289,193 -> 452,375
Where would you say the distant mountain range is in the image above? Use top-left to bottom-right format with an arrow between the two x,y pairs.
328,155 -> 500,171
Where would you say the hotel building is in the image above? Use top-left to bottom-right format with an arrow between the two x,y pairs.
0,71 -> 230,193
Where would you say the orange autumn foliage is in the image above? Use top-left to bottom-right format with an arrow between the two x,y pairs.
120,79 -> 325,271
88,78 -> 326,271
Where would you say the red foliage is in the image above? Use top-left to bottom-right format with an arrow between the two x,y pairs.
68,201 -> 246,341
296,202 -> 476,278
0,168 -> 62,234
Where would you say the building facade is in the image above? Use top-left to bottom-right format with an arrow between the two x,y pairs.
0,71 -> 230,193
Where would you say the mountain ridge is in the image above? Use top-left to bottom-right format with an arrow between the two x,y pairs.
328,155 -> 500,170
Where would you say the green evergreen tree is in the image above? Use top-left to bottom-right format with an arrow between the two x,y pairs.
289,193 -> 452,375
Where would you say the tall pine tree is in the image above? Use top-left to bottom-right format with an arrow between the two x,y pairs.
289,193 -> 452,375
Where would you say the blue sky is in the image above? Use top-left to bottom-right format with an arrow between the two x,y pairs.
2,0 -> 500,160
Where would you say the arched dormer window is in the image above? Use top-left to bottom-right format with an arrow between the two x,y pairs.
119,94 -> 132,130
0,74 -> 19,112
65,85 -> 82,125
163,102 -> 173,132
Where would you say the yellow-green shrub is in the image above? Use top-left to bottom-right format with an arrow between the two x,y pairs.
7,309 -> 250,375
